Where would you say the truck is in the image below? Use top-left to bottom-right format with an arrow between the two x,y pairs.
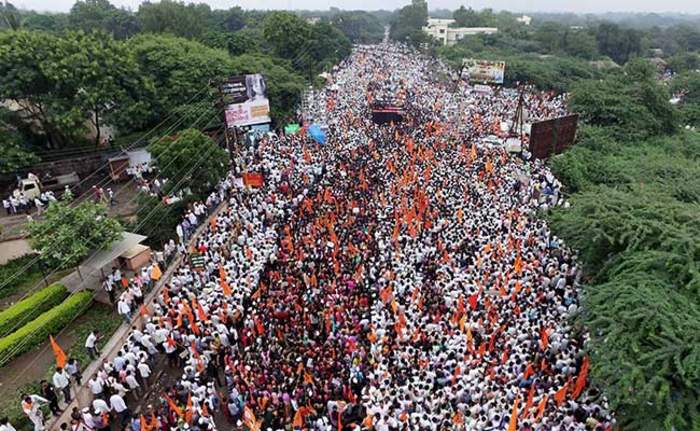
13,172 -> 80,200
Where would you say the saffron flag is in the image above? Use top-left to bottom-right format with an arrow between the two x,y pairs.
572,356 -> 590,400
49,335 -> 67,368
185,393 -> 193,424
508,397 -> 519,431
150,264 -> 162,281
164,394 -> 183,418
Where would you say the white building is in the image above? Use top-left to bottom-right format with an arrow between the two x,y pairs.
422,18 -> 498,46
516,15 -> 532,25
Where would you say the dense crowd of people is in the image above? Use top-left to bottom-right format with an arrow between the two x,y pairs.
21,42 -> 614,431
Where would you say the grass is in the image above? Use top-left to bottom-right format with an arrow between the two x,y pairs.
0,302 -> 122,430
0,254 -> 43,301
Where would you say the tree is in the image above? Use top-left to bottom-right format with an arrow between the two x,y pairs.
69,0 -> 140,39
209,6 -> 246,32
569,60 -> 676,140
262,11 -> 311,59
0,107 -> 40,174
453,6 -> 485,28
331,11 -> 384,44
595,22 -> 642,64
127,34 -> 232,130
389,0 -> 429,46
0,1 -> 21,30
50,31 -> 147,145
295,22 -> 352,78
0,30 -> 146,147
28,199 -> 123,269
131,192 -> 188,248
21,11 -> 68,32
148,128 -> 227,199
137,0 -> 211,39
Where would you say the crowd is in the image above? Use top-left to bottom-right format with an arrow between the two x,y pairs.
17,42 -> 614,431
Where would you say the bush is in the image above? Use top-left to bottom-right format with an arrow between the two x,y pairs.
0,283 -> 68,338
0,291 -> 93,368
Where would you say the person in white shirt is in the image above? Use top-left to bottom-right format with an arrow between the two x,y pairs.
52,367 -> 71,404
21,394 -> 48,431
88,374 -> 104,399
137,360 -> 152,387
85,330 -> 99,359
109,393 -> 129,426
124,371 -> 141,396
117,297 -> 132,323
92,397 -> 110,415
0,417 -> 17,431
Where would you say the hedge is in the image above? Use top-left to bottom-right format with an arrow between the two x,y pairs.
0,291 -> 93,368
0,283 -> 69,338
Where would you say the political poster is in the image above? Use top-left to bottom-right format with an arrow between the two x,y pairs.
222,74 -> 271,127
461,59 -> 506,85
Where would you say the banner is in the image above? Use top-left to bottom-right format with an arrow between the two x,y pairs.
461,59 -> 505,84
222,74 -> 271,127
284,124 -> 301,134
242,172 -> 264,188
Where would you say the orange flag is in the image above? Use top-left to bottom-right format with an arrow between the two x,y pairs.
139,304 -> 151,317
554,381 -> 569,407
140,415 -> 150,431
522,384 -> 536,419
150,264 -> 162,281
540,327 -> 549,350
195,299 -> 208,322
164,394 -> 183,418
49,335 -> 67,368
185,393 -> 193,424
572,356 -> 590,400
535,395 -> 548,422
221,279 -> 232,296
508,397 -> 519,431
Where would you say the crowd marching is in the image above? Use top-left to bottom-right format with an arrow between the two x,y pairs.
17,42 -> 614,431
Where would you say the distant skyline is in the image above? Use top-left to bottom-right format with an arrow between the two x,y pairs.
11,0 -> 700,15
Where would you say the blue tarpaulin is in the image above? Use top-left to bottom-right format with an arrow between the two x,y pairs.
307,124 -> 326,145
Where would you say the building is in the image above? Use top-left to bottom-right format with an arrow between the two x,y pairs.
422,18 -> 498,46
516,15 -> 532,25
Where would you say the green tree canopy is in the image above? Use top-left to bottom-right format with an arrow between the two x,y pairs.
28,199 -> 123,268
126,34 -> 231,130
136,0 -> 211,39
148,128 -> 227,199
0,30 -> 145,147
569,60 -> 677,140
262,11 -> 312,60
69,0 -> 140,39
389,0 -> 429,46
331,11 -> 384,44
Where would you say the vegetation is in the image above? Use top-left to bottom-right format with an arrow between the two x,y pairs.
0,301 -> 120,430
0,290 -> 93,367
0,255 -> 43,300
148,128 -> 228,199
27,199 -> 123,269
390,0 -> 429,46
544,46 -> 700,427
0,283 -> 68,338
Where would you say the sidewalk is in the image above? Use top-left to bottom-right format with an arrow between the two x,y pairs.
46,201 -> 228,430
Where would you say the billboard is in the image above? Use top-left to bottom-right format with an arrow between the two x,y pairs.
529,114 -> 579,159
222,74 -> 271,127
461,59 -> 505,84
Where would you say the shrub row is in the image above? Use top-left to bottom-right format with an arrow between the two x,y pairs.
0,291 -> 93,368
0,283 -> 69,338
